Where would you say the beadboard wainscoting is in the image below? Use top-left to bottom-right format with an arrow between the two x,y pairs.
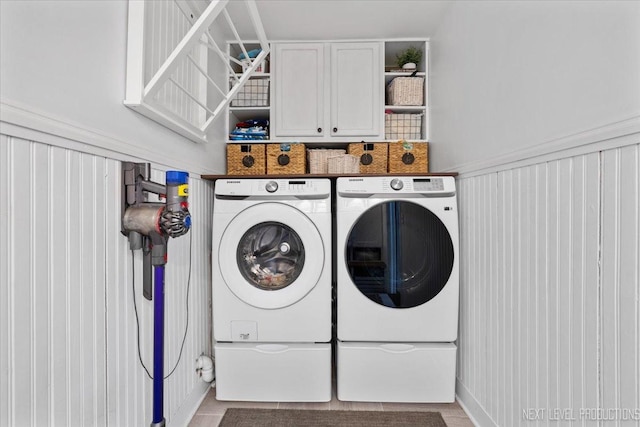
0,133 -> 214,426
456,137 -> 640,426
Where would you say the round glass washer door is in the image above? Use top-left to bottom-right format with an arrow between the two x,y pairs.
236,222 -> 305,291
219,203 -> 325,309
345,200 -> 454,309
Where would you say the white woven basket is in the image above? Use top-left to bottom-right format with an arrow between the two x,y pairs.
327,154 -> 360,174
307,148 -> 346,174
386,77 -> 424,106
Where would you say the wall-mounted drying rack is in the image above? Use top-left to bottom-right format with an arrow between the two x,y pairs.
124,0 -> 270,143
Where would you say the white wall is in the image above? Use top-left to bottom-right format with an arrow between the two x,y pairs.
430,0 -> 640,173
0,0 -> 226,174
430,2 -> 640,426
456,143 -> 639,427
0,1 -> 219,425
0,130 -> 215,427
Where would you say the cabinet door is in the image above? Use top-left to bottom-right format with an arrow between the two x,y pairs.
330,42 -> 381,137
273,43 -> 325,137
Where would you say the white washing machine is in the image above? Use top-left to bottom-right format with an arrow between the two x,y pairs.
212,178 -> 332,402
335,176 -> 459,402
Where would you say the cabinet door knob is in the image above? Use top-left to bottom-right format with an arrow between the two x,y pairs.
317,127 -> 322,133
333,127 -> 338,133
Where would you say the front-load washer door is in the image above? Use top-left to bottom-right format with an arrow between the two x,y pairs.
345,200 -> 454,309
219,202 -> 324,309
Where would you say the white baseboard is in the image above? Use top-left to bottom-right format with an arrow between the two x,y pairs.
456,379 -> 497,427
168,381 -> 212,427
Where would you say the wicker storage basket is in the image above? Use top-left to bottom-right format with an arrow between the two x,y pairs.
327,154 -> 360,174
266,143 -> 306,175
307,148 -> 346,174
386,77 -> 424,106
347,143 -> 388,174
385,113 -> 423,140
230,79 -> 269,107
226,144 -> 266,175
388,140 -> 429,173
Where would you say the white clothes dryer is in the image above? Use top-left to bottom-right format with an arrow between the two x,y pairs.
212,178 -> 331,402
335,176 -> 459,402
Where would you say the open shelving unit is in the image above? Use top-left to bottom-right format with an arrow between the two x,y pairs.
226,41 -> 271,143
383,40 -> 429,141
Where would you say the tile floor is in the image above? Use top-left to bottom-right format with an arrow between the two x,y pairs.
188,386 -> 474,426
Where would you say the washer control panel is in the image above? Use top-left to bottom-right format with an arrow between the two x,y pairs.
285,180 -> 314,193
215,178 -> 331,198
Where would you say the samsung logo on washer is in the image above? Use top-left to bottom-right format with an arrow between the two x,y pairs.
348,178 -> 364,182
226,181 -> 241,184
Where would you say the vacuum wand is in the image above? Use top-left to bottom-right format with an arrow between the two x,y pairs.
121,164 -> 191,427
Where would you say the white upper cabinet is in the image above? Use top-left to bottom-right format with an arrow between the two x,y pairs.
272,41 -> 383,141
330,43 -> 381,137
273,43 -> 325,137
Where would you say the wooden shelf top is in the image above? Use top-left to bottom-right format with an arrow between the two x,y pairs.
201,172 -> 458,181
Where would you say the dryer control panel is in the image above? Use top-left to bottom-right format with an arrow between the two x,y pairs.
337,176 -> 455,196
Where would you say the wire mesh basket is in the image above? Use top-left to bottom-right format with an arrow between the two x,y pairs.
385,113 -> 423,140
230,79 -> 270,107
